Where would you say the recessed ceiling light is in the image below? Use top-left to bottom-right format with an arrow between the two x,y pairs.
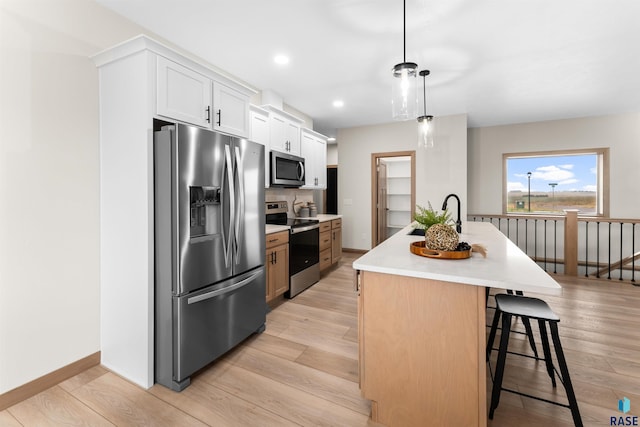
332,100 -> 344,108
274,54 -> 289,65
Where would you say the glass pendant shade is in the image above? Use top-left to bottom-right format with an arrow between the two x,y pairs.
418,115 -> 434,148
392,62 -> 418,120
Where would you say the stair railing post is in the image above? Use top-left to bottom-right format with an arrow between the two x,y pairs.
564,209 -> 579,276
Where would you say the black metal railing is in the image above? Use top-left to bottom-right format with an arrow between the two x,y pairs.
468,214 -> 639,285
580,218 -> 638,282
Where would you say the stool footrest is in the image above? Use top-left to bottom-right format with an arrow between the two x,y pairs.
501,387 -> 571,409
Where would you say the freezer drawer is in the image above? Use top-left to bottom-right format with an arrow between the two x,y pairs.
155,267 -> 266,391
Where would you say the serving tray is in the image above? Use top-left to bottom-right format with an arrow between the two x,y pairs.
410,241 -> 472,259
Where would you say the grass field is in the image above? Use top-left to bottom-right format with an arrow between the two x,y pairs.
507,191 -> 596,214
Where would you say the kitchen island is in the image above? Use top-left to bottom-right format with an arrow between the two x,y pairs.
353,221 -> 561,427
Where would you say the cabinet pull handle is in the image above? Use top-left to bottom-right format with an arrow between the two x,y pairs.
274,252 -> 277,264
206,106 -> 211,123
268,238 -> 278,243
217,109 -> 222,126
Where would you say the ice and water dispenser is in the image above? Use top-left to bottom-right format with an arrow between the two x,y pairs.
189,186 -> 220,238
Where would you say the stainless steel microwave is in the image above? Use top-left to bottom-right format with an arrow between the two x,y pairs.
270,151 -> 305,187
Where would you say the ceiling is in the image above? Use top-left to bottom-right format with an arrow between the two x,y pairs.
96,0 -> 640,140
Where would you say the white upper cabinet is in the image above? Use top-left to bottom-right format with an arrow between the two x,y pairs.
157,56 -> 212,128
301,128 -> 327,189
146,40 -> 255,138
286,120 -> 301,155
249,105 -> 269,146
213,82 -> 250,138
263,105 -> 303,156
249,105 -> 270,188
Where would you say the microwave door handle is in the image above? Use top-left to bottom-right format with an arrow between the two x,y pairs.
224,144 -> 235,267
297,161 -> 305,181
234,145 -> 245,262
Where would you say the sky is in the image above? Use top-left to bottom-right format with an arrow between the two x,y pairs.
507,154 -> 597,193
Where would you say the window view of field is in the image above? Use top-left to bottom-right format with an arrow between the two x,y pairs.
507,191 -> 596,214
506,153 -> 599,215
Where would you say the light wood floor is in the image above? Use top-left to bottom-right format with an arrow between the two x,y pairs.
2,252 -> 639,426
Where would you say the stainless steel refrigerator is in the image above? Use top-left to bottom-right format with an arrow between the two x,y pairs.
154,123 -> 266,391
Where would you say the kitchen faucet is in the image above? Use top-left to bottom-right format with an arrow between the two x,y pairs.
442,194 -> 462,233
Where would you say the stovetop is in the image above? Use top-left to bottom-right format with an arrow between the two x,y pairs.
276,217 -> 319,228
265,201 -> 319,229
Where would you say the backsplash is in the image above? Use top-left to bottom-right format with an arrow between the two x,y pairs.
265,188 -> 324,218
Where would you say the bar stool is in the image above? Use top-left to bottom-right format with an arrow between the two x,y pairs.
485,288 -> 538,359
486,293 -> 582,427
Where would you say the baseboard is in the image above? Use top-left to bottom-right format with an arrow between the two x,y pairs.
0,351 -> 101,411
342,248 -> 368,254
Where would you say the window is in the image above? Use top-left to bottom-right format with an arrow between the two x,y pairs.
503,149 -> 608,216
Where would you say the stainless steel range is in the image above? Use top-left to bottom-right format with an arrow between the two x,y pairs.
265,201 -> 319,297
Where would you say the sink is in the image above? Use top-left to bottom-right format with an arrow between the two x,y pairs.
407,228 -> 425,236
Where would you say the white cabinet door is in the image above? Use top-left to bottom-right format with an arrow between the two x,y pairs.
250,107 -> 270,188
302,131 -> 316,188
156,56 -> 211,127
286,121 -> 301,155
269,113 -> 288,153
301,130 -> 327,189
265,107 -> 303,156
314,136 -> 327,189
213,81 -> 249,138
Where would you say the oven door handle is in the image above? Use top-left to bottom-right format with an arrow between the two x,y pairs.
290,223 -> 320,234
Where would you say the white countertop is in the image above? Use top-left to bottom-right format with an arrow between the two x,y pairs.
265,224 -> 290,234
313,214 -> 342,222
353,221 -> 562,295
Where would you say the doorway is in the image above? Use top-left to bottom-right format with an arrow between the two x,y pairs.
371,151 -> 416,247
325,165 -> 338,214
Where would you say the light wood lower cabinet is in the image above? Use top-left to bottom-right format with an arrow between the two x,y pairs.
320,218 -> 342,271
319,226 -> 332,271
331,219 -> 342,264
266,231 -> 289,302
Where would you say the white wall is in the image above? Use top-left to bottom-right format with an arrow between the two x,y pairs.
338,114 -> 467,250
327,144 -> 338,165
0,0 -> 147,394
467,113 -> 640,218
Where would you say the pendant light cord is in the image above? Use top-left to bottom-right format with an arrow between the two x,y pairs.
422,73 -> 427,114
403,0 -> 407,63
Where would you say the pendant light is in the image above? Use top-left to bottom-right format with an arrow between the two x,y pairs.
391,0 -> 418,120
417,69 -> 434,148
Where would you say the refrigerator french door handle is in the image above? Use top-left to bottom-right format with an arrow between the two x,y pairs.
224,144 -> 235,267
219,146 -> 230,268
234,145 -> 245,263
186,269 -> 262,304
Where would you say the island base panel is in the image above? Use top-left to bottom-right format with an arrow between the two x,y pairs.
358,271 -> 487,427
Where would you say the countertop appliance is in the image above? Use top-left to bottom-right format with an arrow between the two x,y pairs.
266,201 -> 320,297
154,123 -> 266,391
270,151 -> 305,187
